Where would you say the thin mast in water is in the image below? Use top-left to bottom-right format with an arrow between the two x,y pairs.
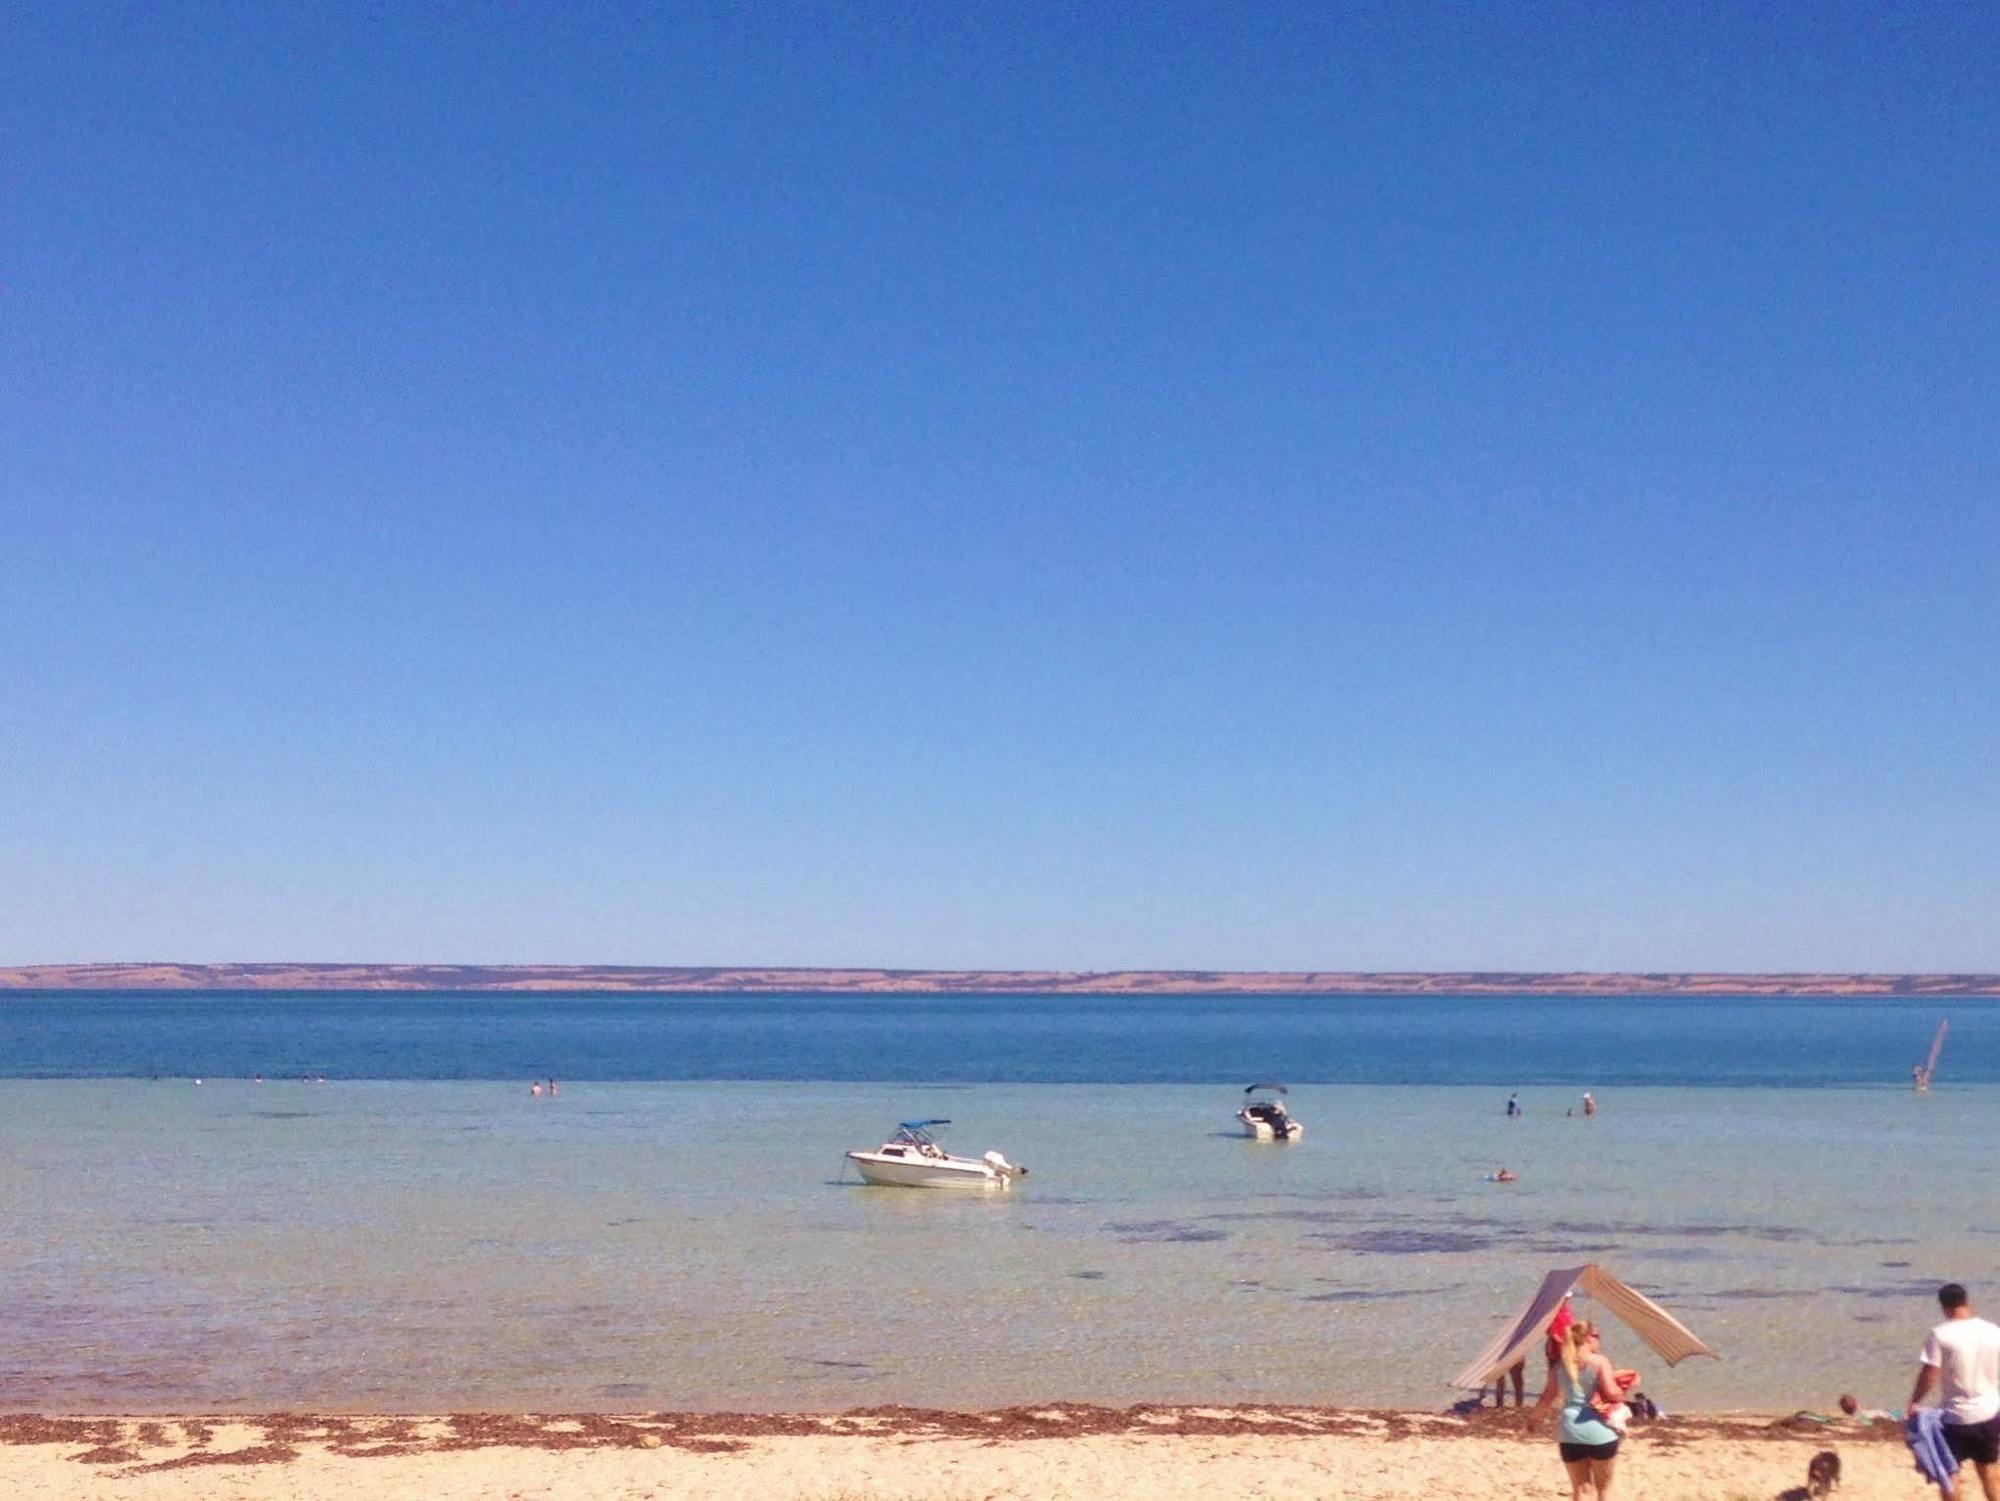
1915,1020 -> 1948,1092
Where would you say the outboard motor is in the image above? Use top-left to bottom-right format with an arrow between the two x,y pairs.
982,1150 -> 1026,1178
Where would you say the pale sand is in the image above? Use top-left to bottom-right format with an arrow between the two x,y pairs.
0,1408 -> 1933,1500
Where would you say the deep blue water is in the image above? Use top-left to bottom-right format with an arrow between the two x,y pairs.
0,990 -> 1989,1085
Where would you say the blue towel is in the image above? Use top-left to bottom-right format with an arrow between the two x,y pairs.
1907,1408 -> 1957,1487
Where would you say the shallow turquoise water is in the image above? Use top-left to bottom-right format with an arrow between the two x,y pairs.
3,1079 -> 1991,1412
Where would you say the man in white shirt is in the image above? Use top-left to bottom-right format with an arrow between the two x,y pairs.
1911,1283 -> 2000,1499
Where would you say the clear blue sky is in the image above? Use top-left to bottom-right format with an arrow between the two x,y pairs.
4,3 -> 1995,970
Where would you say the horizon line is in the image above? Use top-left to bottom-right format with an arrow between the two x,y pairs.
3,962 -> 1998,998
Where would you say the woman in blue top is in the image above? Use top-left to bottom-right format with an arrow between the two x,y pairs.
1532,1318 -> 1625,1499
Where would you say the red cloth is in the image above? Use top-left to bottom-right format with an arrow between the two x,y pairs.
1543,1300 -> 1576,1364
1590,1370 -> 1642,1417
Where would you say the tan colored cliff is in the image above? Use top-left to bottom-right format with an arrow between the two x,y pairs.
0,962 -> 1995,995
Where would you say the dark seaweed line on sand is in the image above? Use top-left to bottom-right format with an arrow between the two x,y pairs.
0,1406 -> 1908,1472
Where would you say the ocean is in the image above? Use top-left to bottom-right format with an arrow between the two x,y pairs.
2,992 -> 1991,1414
1,990 -> 1993,1084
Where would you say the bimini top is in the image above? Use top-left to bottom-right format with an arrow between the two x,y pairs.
897,1118 -> 953,1132
1243,1083 -> 1288,1095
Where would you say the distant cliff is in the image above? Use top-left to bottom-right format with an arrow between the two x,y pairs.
1,963 -> 1996,995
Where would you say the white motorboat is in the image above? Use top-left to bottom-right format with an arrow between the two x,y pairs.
1237,1082 -> 1303,1140
846,1119 -> 1027,1189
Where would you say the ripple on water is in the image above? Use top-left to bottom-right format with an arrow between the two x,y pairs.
1538,1218 -> 1818,1244
1106,1221 -> 1230,1244
1308,1228 -> 1495,1254
1301,1284 -> 1459,1303
1198,1204 -> 1383,1224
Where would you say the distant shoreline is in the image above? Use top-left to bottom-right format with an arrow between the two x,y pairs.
2,962 -> 1996,996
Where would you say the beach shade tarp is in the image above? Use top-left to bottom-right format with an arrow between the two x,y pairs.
1449,1264 -> 1717,1389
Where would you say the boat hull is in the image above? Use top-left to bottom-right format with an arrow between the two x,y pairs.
1237,1113 -> 1303,1141
847,1152 -> 1011,1189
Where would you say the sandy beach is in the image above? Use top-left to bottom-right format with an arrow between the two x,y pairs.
0,1405 -> 1935,1500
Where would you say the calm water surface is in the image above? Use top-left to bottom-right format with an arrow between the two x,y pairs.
1,990 -> 1994,1084
2,994 -> 1990,1412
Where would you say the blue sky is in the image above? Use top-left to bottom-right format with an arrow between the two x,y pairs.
3,3 -> 1995,970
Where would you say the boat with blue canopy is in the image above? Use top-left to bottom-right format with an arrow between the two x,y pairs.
846,1118 -> 1028,1189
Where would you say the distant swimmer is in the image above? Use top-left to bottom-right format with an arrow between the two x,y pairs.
1487,1168 -> 1517,1183
548,1080 -> 559,1098
1582,1091 -> 1597,1118
1507,1092 -> 1522,1118
531,1081 -> 543,1097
